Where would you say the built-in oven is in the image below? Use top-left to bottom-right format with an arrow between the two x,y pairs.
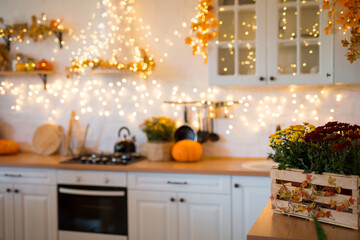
58,184 -> 127,240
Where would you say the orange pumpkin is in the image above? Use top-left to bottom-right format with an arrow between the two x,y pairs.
171,140 -> 202,162
0,140 -> 19,155
35,59 -> 52,71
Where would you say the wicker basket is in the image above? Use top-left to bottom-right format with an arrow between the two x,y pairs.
146,141 -> 173,161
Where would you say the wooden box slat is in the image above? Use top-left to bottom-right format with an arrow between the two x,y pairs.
271,168 -> 359,190
273,199 -> 359,230
271,182 -> 354,205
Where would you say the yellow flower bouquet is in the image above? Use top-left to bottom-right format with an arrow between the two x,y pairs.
140,116 -> 176,142
269,122 -> 315,171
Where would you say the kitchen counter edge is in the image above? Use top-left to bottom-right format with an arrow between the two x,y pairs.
0,152 -> 271,177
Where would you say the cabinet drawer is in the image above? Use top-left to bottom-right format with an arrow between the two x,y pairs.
128,172 -> 231,194
0,167 -> 56,185
57,170 -> 126,187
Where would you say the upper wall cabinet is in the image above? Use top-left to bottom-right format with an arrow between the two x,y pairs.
209,0 -> 333,86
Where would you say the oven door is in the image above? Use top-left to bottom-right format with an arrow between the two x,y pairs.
58,184 -> 127,240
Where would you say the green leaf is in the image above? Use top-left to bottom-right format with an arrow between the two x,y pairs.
314,217 -> 327,240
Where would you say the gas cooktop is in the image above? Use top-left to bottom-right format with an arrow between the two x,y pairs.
61,153 -> 146,165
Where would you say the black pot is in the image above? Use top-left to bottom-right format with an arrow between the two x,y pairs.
174,106 -> 197,142
114,127 -> 136,153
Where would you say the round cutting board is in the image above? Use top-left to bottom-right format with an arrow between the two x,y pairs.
32,124 -> 62,155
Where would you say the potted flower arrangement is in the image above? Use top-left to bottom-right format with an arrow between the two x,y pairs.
140,116 -> 177,161
268,122 -> 360,229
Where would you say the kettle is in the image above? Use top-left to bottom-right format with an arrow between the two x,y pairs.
114,127 -> 136,153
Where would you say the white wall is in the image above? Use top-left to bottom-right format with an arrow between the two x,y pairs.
0,0 -> 359,158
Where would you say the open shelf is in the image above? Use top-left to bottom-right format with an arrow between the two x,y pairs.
83,70 -> 125,75
0,71 -> 55,90
1,30 -> 65,51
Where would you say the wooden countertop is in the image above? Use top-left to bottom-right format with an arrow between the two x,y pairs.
0,152 -> 270,176
247,202 -> 360,240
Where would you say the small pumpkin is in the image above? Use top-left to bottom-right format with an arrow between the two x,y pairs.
0,140 -> 20,155
171,139 -> 202,162
35,59 -> 52,71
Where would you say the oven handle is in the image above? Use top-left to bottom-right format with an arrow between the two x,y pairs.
59,187 -> 125,197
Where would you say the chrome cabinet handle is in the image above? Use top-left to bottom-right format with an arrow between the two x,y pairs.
104,178 -> 110,184
76,176 -> 81,183
167,181 -> 187,185
4,174 -> 22,178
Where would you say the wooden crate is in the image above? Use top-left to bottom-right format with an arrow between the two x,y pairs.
270,167 -> 360,230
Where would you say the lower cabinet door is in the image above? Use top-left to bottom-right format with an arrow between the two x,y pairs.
232,176 -> 271,240
0,184 -> 14,240
178,193 -> 231,240
128,190 -> 178,240
13,184 -> 57,240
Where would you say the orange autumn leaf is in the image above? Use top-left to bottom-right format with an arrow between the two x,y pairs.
306,174 -> 312,181
325,211 -> 333,218
301,181 -> 308,188
329,199 -> 337,208
185,0 -> 218,63
185,37 -> 192,45
323,0 -> 360,63
328,176 -> 336,185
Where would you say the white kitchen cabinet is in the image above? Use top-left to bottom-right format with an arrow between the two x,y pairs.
0,183 -> 14,240
14,184 -> 57,240
129,190 -> 231,240
128,173 -> 231,240
209,0 -> 333,86
0,168 -> 57,240
232,176 -> 271,240
128,190 -> 178,240
178,192 -> 231,240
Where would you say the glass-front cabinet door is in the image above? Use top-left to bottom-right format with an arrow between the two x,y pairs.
267,0 -> 332,85
209,0 -> 267,86
209,0 -> 333,86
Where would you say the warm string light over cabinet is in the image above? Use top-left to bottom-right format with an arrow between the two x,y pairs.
0,76 -> 343,135
0,0 -> 350,137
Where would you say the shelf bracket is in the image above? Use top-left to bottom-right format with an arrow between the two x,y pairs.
53,31 -> 63,49
38,73 -> 48,90
1,36 -> 11,51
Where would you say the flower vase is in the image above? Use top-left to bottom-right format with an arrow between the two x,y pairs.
146,141 -> 173,162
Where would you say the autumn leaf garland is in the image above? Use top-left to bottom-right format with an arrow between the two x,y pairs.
323,0 -> 360,63
185,0 -> 219,64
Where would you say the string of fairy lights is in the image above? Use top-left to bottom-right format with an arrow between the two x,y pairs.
0,0 -> 355,138
0,75 -> 348,136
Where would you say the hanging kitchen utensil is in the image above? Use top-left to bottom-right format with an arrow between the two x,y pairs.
174,106 -> 197,142
114,126 -> 136,153
209,117 -> 220,142
197,104 -> 209,143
